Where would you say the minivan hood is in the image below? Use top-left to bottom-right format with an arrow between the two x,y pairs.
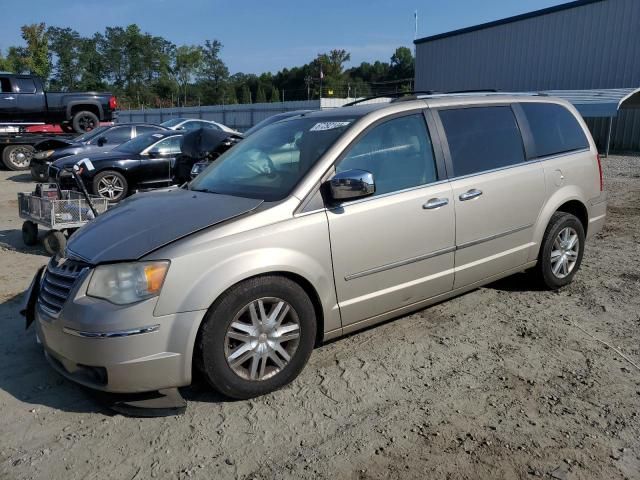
66,188 -> 263,264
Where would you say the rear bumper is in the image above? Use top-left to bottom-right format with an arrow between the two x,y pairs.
587,195 -> 607,240
35,298 -> 206,393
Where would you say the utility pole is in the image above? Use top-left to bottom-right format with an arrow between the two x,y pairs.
304,75 -> 312,100
414,10 -> 419,56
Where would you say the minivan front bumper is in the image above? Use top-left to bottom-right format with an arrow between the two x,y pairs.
35,298 -> 205,393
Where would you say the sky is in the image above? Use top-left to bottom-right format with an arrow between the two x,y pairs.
0,0 -> 570,74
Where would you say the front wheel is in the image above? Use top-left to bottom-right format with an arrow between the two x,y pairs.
534,212 -> 585,289
92,170 -> 128,202
198,276 -> 317,399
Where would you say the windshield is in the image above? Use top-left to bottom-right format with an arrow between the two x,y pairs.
74,126 -> 109,143
160,118 -> 184,128
115,132 -> 166,153
189,116 -> 355,201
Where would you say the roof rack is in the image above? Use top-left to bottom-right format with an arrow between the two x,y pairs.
342,91 -> 437,107
445,89 -> 498,94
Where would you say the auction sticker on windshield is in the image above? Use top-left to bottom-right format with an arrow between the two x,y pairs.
310,121 -> 352,131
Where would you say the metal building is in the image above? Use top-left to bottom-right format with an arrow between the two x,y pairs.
414,0 -> 640,151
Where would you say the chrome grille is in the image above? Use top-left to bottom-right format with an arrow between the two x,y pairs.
38,258 -> 88,315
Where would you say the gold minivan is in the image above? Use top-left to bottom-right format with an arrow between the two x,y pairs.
26,94 -> 606,401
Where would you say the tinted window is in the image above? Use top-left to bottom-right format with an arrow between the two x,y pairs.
336,114 -> 437,196
14,78 -> 36,94
521,103 -> 589,158
184,120 -> 220,131
136,125 -> 164,136
0,77 -> 11,93
99,127 -> 132,144
148,136 -> 182,155
440,106 -> 526,177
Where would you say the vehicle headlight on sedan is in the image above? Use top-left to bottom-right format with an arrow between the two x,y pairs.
87,261 -> 170,305
34,150 -> 54,159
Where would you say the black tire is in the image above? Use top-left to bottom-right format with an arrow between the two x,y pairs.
2,145 -> 34,171
92,170 -> 128,202
42,230 -> 67,256
534,212 -> 585,289
60,122 -> 75,133
71,110 -> 99,133
22,221 -> 38,246
198,275 -> 317,399
30,166 -> 48,182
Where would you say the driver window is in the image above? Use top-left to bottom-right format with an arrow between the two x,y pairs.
149,136 -> 182,155
336,114 -> 438,196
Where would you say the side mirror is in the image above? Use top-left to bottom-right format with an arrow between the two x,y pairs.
96,136 -> 107,146
326,169 -> 375,202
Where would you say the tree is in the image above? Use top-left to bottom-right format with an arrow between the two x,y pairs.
255,84 -> 267,103
173,45 -> 202,105
20,23 -> 50,80
197,39 -> 229,104
47,27 -> 80,89
270,86 -> 280,102
240,84 -> 251,104
389,46 -> 414,81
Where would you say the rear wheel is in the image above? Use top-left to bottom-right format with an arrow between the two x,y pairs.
71,110 -> 99,133
22,221 -> 38,246
43,230 -> 66,256
198,276 -> 316,399
534,212 -> 585,289
2,145 -> 34,171
92,170 -> 128,202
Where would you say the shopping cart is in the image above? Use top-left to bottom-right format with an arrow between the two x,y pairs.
18,184 -> 109,255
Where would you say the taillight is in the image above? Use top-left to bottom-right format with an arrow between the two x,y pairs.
109,96 -> 118,110
596,154 -> 603,191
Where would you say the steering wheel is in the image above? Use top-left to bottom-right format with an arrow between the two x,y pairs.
247,150 -> 277,177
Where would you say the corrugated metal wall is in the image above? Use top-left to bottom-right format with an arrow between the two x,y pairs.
415,0 -> 640,151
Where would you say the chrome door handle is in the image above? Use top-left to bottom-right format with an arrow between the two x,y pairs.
3,96 -> 15,100
459,189 -> 483,201
423,198 -> 449,209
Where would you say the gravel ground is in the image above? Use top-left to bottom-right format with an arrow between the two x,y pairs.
0,156 -> 639,480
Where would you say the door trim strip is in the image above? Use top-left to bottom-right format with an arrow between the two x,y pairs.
344,246 -> 456,281
344,223 -> 533,281
456,223 -> 533,250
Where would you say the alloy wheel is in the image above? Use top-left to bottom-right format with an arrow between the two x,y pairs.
224,297 -> 301,381
97,175 -> 124,200
550,226 -> 579,278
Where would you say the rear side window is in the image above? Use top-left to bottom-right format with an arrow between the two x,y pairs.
440,106 -> 526,177
14,78 -> 36,94
520,103 -> 589,158
136,125 -> 164,136
99,127 -> 132,144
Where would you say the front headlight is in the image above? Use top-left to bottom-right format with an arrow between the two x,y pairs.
87,261 -> 170,305
34,150 -> 55,159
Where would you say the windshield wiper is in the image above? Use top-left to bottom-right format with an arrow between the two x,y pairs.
190,187 -> 219,194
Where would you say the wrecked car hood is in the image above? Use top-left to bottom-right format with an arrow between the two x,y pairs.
66,188 -> 263,264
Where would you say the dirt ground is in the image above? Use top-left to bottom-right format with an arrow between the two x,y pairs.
0,156 -> 639,480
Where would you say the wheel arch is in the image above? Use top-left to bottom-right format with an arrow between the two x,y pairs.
529,187 -> 590,262
190,270 -> 327,379
67,101 -> 103,121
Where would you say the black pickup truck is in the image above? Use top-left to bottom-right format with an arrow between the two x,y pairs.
0,74 -> 117,133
